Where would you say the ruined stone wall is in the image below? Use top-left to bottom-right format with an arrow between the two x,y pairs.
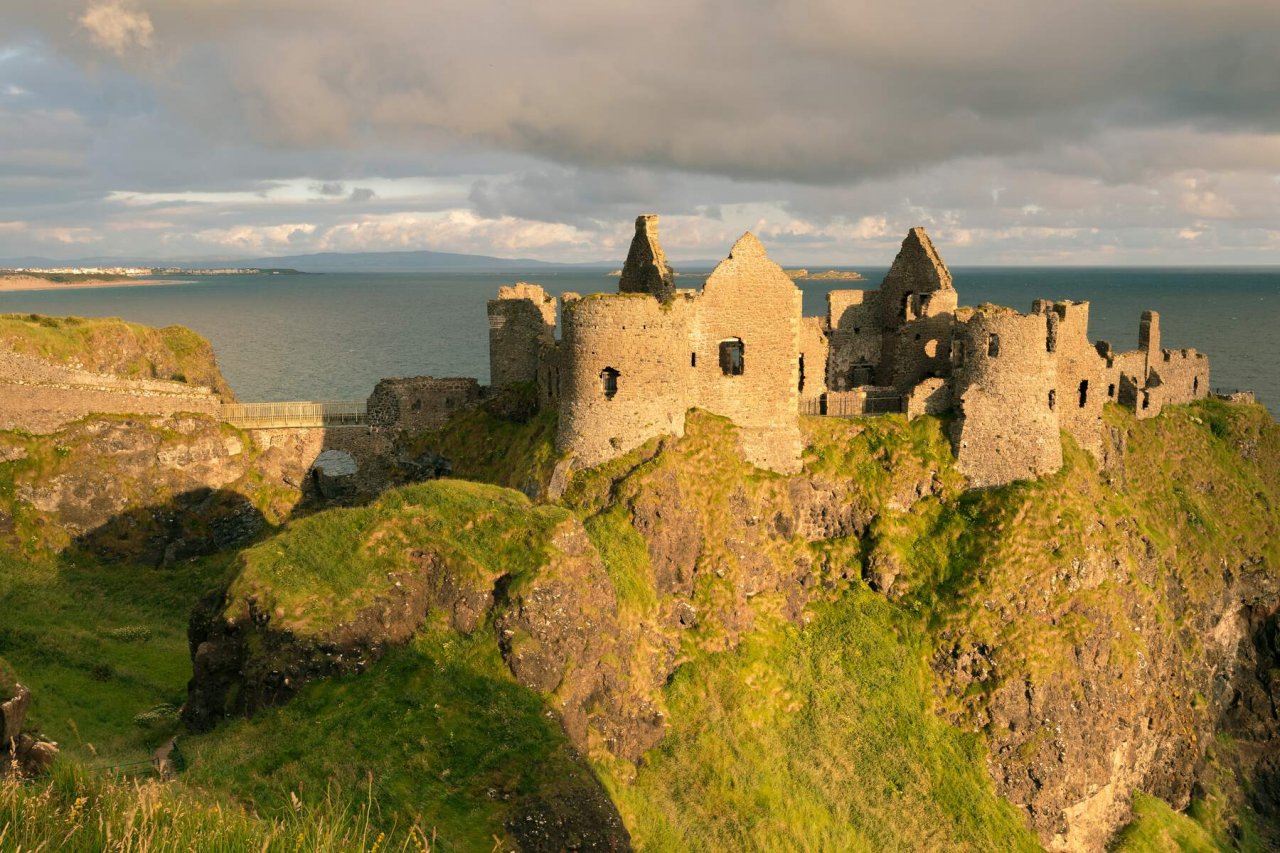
1148,350 -> 1210,412
798,316 -> 829,398
617,215 -> 676,302
693,234 -> 803,473
366,376 -> 483,433
488,283 -> 556,387
557,293 -> 695,469
878,311 -> 956,389
904,377 -> 952,418
826,289 -> 884,391
1036,300 -> 1106,458
872,229 -> 957,389
950,309 -> 1063,488
0,349 -> 221,434
877,226 -> 954,329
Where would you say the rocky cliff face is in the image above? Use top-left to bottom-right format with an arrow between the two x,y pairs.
181,402 -> 1279,850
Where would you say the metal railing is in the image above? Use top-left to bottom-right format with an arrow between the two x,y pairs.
220,399 -> 368,429
799,392 -> 903,418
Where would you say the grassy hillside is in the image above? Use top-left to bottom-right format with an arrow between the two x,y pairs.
1,397 -> 1276,850
0,313 -> 233,397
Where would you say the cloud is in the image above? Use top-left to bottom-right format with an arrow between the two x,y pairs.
78,1 -> 154,56
1,2 -> 1280,262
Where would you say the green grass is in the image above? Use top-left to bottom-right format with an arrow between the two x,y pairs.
399,388 -> 559,495
0,548 -> 232,764
181,628 -> 605,851
1111,792 -> 1222,852
0,655 -> 17,701
608,589 -> 1040,851
0,313 -> 232,396
1,759 -> 424,852
225,479 -> 571,635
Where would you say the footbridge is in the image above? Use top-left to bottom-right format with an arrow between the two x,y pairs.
220,400 -> 368,429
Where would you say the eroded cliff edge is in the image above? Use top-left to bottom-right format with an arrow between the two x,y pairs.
181,398 -> 1280,851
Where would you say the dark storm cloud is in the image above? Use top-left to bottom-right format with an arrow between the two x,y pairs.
1,1 -> 1279,261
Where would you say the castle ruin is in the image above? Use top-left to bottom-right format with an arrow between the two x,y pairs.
489,215 -> 1212,487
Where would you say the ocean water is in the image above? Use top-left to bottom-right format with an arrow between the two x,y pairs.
1,267 -> 1276,414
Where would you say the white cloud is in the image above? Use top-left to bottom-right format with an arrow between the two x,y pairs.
79,1 -> 154,57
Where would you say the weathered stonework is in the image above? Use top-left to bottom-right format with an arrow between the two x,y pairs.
366,376 -> 482,432
488,283 -> 556,387
950,308 -> 1063,488
475,217 -> 1217,488
617,214 -> 676,303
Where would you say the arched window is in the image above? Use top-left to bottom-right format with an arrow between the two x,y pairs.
1078,379 -> 1089,408
719,338 -> 744,376
987,333 -> 1000,357
600,367 -> 620,400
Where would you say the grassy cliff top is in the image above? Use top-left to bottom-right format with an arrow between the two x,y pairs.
0,313 -> 233,398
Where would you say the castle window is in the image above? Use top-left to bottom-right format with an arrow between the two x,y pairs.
719,338 -> 744,376
1193,376 -> 1199,395
798,354 -> 806,393
1048,389 -> 1056,411
1108,383 -> 1116,398
601,367 -> 620,400
924,340 -> 938,358
691,352 -> 697,368
1078,379 -> 1089,408
1141,391 -> 1150,410
853,327 -> 861,335
902,292 -> 917,321
851,363 -> 874,386
987,333 -> 1000,357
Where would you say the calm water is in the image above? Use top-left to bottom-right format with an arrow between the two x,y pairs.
1,268 -> 1276,413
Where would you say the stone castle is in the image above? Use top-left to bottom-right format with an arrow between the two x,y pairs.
488,215 -> 1212,487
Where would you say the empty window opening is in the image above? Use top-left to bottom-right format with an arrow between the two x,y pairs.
987,333 -> 1001,357
914,333 -> 922,341
1107,383 -> 1116,398
600,367 -> 620,399
851,363 -> 874,386
1078,379 -> 1089,408
853,326 -> 861,335
1048,389 -> 1056,411
691,352 -> 697,368
1193,376 -> 1199,394
798,354 -> 806,393
1141,391 -> 1150,410
719,338 -> 745,376
411,400 -> 422,412
901,292 -> 917,321
924,339 -> 938,358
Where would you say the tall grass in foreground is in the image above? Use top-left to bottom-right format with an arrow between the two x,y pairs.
0,761 -> 432,852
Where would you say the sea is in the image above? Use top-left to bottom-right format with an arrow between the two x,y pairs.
1,267 -> 1276,414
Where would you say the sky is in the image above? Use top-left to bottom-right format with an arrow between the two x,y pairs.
2,1 -> 1280,265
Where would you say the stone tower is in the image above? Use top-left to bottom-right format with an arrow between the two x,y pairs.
618,214 -> 676,303
487,283 -> 556,387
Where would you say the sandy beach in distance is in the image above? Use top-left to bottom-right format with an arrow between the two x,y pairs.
0,274 -> 192,293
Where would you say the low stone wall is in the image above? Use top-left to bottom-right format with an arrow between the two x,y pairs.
366,377 -> 484,433
1,349 -> 220,434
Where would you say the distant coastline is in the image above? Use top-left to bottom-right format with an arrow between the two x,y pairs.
0,274 -> 192,293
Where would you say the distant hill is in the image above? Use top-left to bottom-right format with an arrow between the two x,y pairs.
0,249 -> 615,274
